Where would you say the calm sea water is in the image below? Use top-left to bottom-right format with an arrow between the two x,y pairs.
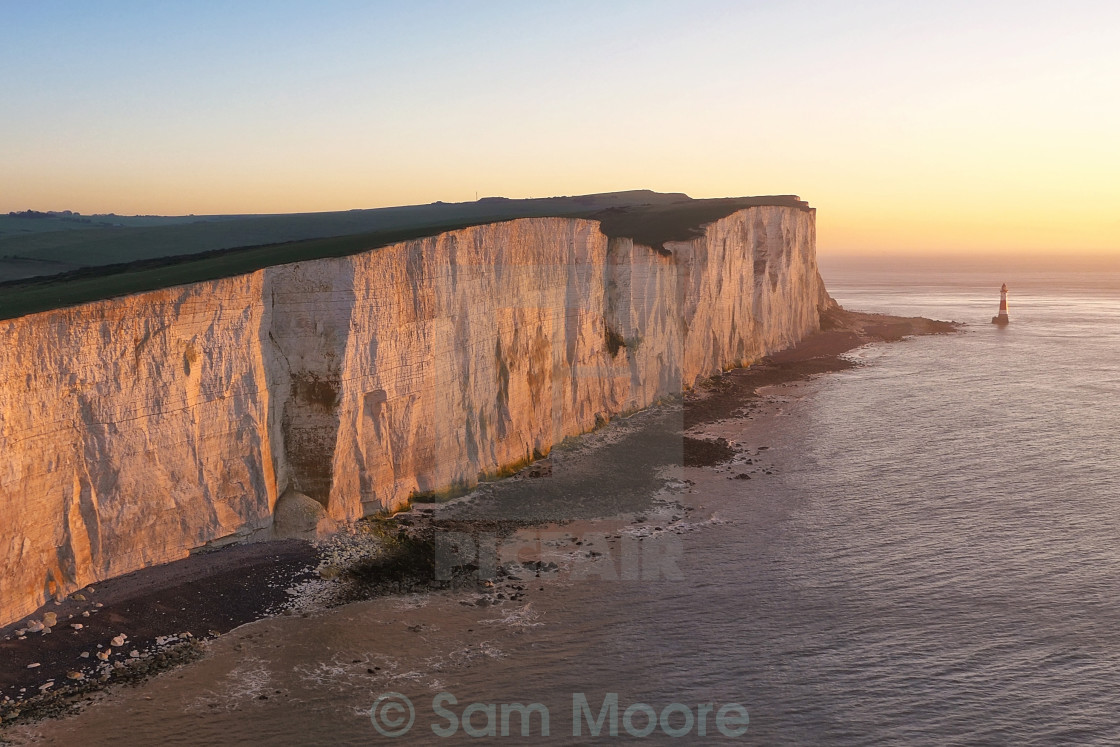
12,263 -> 1120,745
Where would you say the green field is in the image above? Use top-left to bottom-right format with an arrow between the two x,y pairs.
0,192 -> 810,322
0,192 -> 688,281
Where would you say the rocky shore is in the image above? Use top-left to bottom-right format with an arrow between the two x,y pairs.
0,307 -> 958,730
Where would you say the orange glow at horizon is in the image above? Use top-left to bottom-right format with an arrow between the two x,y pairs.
3,2 -> 1118,258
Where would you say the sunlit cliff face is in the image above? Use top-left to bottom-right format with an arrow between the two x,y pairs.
0,206 -> 827,628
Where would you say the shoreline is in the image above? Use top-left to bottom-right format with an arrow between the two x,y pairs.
0,308 -> 958,729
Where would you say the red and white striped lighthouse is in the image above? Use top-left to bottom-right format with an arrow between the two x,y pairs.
991,283 -> 1010,325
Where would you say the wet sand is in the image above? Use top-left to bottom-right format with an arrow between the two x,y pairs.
0,307 -> 957,729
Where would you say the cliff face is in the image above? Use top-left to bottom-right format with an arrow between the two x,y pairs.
0,206 -> 827,627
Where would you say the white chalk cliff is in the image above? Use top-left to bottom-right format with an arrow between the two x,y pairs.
0,205 -> 829,627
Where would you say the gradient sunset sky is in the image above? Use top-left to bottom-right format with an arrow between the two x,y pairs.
3,1 -> 1118,257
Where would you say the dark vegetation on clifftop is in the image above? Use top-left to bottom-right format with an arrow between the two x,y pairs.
0,191 -> 812,321
594,195 -> 810,255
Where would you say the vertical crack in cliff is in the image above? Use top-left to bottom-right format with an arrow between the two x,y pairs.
271,262 -> 356,511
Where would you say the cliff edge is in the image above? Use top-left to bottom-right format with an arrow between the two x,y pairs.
0,202 -> 828,627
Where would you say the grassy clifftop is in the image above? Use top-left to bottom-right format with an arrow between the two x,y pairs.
0,192 -> 811,321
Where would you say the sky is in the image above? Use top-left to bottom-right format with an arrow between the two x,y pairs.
2,0 -> 1118,257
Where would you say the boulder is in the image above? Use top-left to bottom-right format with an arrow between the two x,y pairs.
272,488 -> 336,539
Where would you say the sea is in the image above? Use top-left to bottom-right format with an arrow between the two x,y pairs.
10,258 -> 1120,745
